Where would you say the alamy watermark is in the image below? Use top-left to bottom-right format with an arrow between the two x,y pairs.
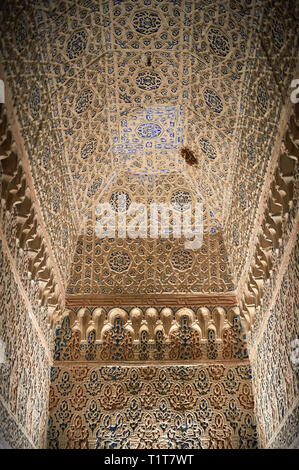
95,195 -> 203,250
0,339 -> 5,364
0,80 -> 4,104
290,79 -> 299,104
290,339 -> 299,367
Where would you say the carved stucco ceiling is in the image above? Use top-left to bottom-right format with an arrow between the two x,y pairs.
67,172 -> 234,295
0,0 -> 298,294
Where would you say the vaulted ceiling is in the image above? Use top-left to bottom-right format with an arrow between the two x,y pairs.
0,0 -> 298,298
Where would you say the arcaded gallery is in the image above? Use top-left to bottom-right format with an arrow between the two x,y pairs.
0,0 -> 298,450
